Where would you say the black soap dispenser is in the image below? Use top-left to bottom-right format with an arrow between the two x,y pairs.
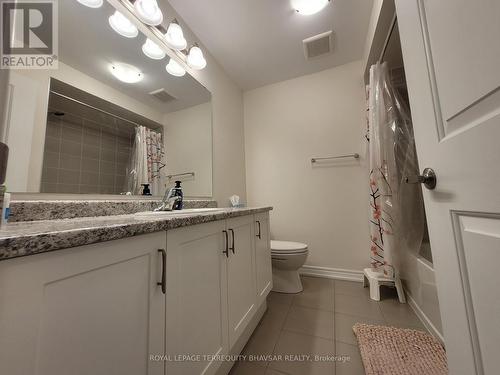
141,184 -> 152,196
172,180 -> 183,210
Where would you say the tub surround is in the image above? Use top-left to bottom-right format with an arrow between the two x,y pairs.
0,206 -> 272,261
9,199 -> 217,222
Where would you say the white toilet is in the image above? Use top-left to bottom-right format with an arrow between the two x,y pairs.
271,240 -> 309,293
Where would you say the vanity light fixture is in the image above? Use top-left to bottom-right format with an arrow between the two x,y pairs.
109,10 -> 139,38
186,44 -> 207,70
164,20 -> 187,51
166,58 -> 186,77
142,38 -> 166,60
109,62 -> 143,83
76,0 -> 103,8
134,0 -> 163,26
292,0 -> 330,15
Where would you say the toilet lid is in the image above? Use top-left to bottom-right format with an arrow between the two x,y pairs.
271,240 -> 308,254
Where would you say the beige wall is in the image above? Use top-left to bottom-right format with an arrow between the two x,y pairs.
155,2 -> 246,207
185,59 -> 245,207
244,60 -> 369,271
164,102 -> 212,197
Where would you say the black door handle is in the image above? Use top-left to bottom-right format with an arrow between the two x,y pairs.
157,249 -> 166,294
256,221 -> 262,239
222,230 -> 229,257
228,229 -> 235,254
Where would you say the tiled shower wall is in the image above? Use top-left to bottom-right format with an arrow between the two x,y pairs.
41,109 -> 134,194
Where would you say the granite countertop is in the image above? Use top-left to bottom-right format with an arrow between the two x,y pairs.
0,207 -> 272,261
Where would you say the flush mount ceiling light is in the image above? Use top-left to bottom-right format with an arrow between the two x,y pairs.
186,45 -> 207,70
142,38 -> 166,60
292,0 -> 330,15
164,20 -> 187,51
76,0 -> 103,8
166,58 -> 186,77
109,62 -> 143,83
109,10 -> 139,38
134,0 -> 163,26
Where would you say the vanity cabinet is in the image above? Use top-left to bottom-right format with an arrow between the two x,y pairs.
165,213 -> 271,374
0,211 -> 272,375
0,232 -> 166,375
254,212 -> 273,305
165,220 -> 229,375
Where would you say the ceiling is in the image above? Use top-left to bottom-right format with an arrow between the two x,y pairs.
59,1 -> 210,114
168,0 -> 374,90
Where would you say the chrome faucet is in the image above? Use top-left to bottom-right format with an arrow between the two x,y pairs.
155,186 -> 182,211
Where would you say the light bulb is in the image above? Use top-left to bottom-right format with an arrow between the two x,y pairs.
186,46 -> 207,70
76,0 -> 103,8
166,58 -> 186,77
142,39 -> 166,60
164,21 -> 187,51
109,63 -> 143,83
292,0 -> 329,15
109,11 -> 138,38
134,0 -> 163,26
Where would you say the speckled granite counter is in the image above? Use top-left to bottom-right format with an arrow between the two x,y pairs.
0,207 -> 272,261
9,199 -> 217,222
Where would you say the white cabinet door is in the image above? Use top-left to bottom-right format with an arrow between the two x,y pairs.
254,212 -> 272,304
165,221 -> 228,375
0,233 -> 166,375
226,215 -> 257,348
396,1 -> 500,374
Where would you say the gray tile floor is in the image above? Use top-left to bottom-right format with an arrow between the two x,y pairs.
230,276 -> 427,375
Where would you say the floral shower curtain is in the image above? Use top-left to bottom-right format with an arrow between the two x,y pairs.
127,126 -> 166,195
366,62 -> 425,279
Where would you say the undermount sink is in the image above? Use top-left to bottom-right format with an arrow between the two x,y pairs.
134,208 -> 224,218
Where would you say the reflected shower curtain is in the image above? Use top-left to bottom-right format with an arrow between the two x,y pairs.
366,62 -> 425,279
127,126 -> 166,195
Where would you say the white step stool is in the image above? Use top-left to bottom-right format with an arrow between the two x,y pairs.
363,268 -> 406,303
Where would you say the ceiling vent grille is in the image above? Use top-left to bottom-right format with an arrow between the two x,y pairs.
149,88 -> 177,103
303,31 -> 333,59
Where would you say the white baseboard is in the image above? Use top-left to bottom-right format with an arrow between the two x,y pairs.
299,265 -> 364,282
405,289 -> 444,344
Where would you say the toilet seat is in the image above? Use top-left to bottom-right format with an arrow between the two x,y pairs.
271,240 -> 308,255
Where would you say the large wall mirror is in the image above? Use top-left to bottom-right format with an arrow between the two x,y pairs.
4,0 -> 212,198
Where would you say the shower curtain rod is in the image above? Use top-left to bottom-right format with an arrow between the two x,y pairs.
49,90 -> 162,132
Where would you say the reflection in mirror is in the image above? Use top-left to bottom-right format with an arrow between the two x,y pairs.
4,0 -> 212,198
43,79 -> 164,195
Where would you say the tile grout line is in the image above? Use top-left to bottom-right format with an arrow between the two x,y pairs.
332,280 -> 336,356
266,300 -> 293,371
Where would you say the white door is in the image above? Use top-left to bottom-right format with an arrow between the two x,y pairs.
0,232 -> 166,375
226,215 -> 257,348
396,1 -> 500,374
165,221 -> 228,375
4,72 -> 38,191
254,212 -> 272,304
